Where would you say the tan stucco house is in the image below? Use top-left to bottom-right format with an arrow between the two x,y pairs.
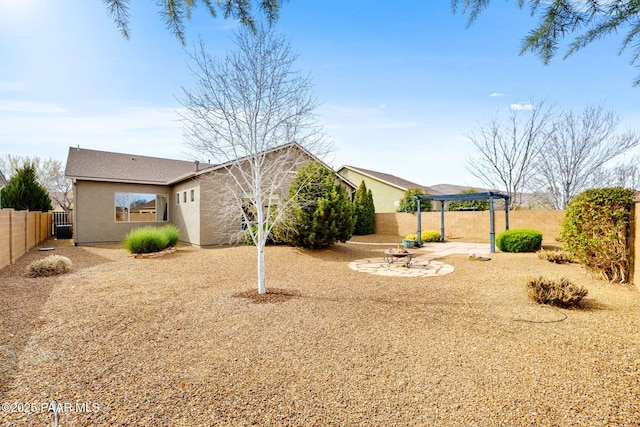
66,143 -> 355,246
336,165 -> 441,213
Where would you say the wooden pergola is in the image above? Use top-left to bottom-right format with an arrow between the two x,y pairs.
415,191 -> 511,253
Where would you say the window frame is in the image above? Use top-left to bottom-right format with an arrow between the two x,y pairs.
115,192 -> 169,223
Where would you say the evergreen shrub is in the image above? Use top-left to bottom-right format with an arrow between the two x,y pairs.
277,162 -> 355,249
1,163 -> 52,211
124,225 -> 180,254
560,187 -> 635,283
353,181 -> 375,235
496,229 -> 542,252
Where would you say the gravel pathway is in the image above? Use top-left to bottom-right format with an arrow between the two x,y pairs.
1,238 -> 640,426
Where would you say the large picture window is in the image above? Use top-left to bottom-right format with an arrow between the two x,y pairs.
115,193 -> 168,222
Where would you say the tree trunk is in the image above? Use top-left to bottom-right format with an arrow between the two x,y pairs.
257,243 -> 266,294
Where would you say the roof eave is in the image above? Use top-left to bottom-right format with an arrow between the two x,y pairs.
65,176 -> 171,186
337,165 -> 409,192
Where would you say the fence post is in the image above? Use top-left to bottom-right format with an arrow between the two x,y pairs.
9,209 -> 13,265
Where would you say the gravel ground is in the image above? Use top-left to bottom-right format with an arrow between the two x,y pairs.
1,237 -> 640,426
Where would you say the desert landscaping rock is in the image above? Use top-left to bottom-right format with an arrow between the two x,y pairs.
1,236 -> 640,426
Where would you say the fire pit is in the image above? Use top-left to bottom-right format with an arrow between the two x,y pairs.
383,249 -> 416,268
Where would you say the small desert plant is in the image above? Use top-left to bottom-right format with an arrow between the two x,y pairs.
525,276 -> 588,308
537,249 -> 572,264
26,255 -> 73,277
404,230 -> 441,243
496,229 -> 542,253
124,225 -> 180,254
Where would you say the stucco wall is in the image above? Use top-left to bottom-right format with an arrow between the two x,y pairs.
172,179 -> 201,245
338,168 -> 405,213
375,210 -> 564,243
73,181 -> 172,245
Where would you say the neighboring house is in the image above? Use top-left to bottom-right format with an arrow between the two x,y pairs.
65,143 -> 355,246
336,165 -> 442,213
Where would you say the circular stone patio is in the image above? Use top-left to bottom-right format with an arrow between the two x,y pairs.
348,256 -> 455,277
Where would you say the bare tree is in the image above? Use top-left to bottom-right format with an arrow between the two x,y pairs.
180,27 -> 330,295
0,154 -> 72,211
533,105 -> 640,209
603,158 -> 640,190
465,101 -> 553,208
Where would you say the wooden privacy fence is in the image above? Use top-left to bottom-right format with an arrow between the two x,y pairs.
0,209 -> 53,270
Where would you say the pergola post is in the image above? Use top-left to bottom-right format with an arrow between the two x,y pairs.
440,201 -> 445,242
416,197 -> 422,247
505,199 -> 510,231
489,197 -> 495,253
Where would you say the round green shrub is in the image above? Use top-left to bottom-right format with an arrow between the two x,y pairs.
496,229 -> 542,253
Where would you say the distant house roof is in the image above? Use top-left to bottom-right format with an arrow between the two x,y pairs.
65,147 -> 212,185
338,165 -> 441,194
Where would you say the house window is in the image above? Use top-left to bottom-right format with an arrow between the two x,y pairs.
176,193 -> 180,204
183,191 -> 187,203
190,189 -> 195,202
115,193 -> 168,222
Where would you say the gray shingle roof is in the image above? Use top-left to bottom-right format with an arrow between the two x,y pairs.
341,165 -> 441,195
65,147 -> 209,185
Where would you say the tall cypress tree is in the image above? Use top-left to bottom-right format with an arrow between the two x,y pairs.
1,163 -> 52,211
353,180 -> 375,235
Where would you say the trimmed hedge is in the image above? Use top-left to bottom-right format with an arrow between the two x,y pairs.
124,225 -> 180,254
496,229 -> 542,253
560,187 -> 635,283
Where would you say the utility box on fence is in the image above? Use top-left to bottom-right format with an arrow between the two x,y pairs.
55,224 -> 72,239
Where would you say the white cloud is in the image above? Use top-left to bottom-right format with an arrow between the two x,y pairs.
489,92 -> 507,97
510,103 -> 535,111
0,101 -> 67,114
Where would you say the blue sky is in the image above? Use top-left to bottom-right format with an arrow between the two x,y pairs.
1,0 -> 638,187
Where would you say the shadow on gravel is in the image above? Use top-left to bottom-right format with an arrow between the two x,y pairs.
577,298 -> 611,312
0,239 -> 113,397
